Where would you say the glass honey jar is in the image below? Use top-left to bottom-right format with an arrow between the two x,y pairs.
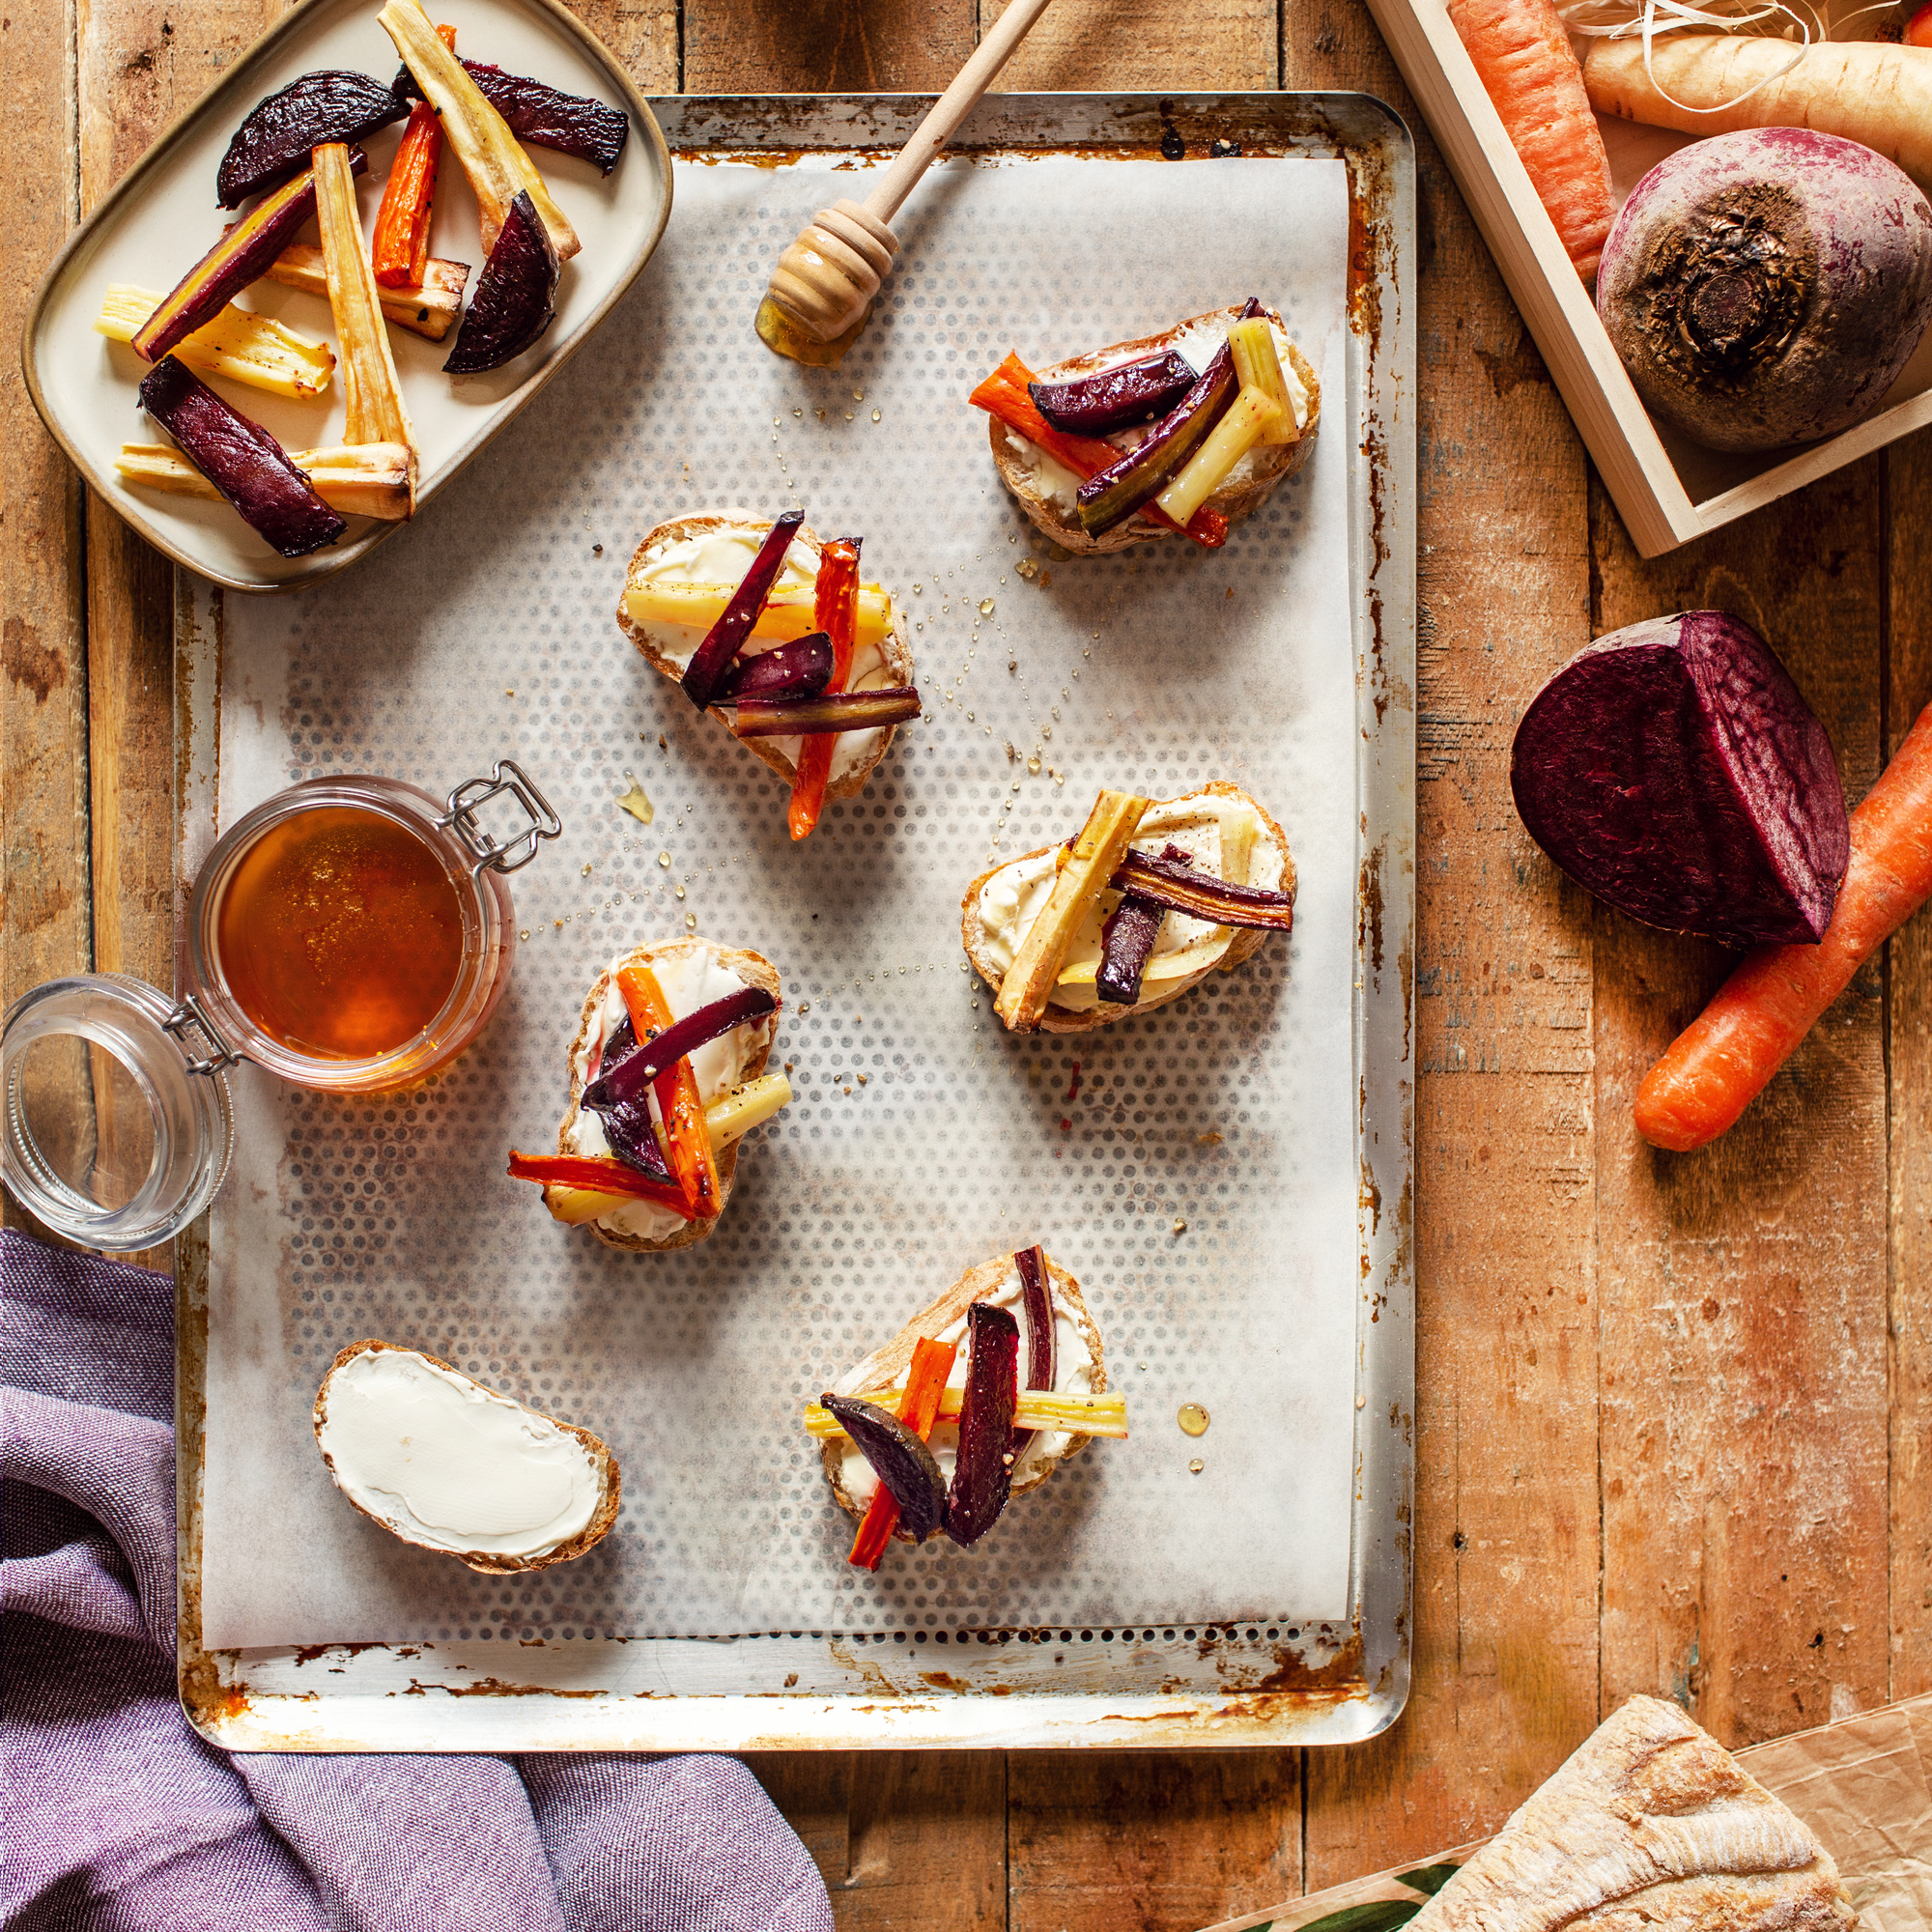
1,761 -> 558,1251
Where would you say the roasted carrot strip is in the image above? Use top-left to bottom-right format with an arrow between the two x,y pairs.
849,1334 -> 960,1571
1447,0 -> 1613,280
786,537 -> 861,842
373,24 -> 454,288
506,1150 -> 696,1217
615,962 -> 723,1216
968,355 -> 1228,548
1635,700 -> 1932,1151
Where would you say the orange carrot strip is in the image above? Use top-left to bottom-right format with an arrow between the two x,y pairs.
849,1334 -> 960,1571
506,1150 -> 696,1217
1635,701 -> 1932,1151
1446,0 -> 1614,280
614,963 -> 723,1215
372,25 -> 456,289
968,355 -> 1228,548
786,537 -> 861,842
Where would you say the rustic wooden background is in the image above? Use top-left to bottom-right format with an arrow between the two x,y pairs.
6,0 -> 1928,1924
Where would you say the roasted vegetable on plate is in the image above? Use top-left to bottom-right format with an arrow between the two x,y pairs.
811,1246 -> 1122,1568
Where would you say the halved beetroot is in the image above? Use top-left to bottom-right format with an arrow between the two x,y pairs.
1510,611 -> 1849,946
442,188 -> 559,375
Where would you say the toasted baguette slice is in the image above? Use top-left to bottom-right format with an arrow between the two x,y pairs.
313,1340 -> 620,1576
617,510 -> 916,806
822,1249 -> 1107,1540
558,937 -> 781,1254
961,781 -> 1294,1036
1411,1695 -> 1857,1932
989,304 -> 1321,556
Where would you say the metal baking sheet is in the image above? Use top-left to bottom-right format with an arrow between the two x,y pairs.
175,90 -> 1415,1750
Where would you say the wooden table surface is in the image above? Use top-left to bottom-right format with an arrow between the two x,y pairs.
6,0 -> 1929,1924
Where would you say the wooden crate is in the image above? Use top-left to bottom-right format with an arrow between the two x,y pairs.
1361,0 -> 1932,555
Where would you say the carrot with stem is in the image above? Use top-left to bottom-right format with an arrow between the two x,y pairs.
1447,0 -> 1614,280
967,355 -> 1228,547
614,962 -> 723,1215
848,1334 -> 959,1571
786,537 -> 861,842
372,23 -> 457,288
1636,700 -> 1932,1151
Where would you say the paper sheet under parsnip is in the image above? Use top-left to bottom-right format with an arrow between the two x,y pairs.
200,153 -> 1363,1647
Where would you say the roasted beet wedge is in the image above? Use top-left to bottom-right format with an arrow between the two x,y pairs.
822,1394 -> 949,1542
945,1303 -> 1020,1548
1097,844 -> 1192,1004
1009,1245 -> 1057,1461
717,632 -> 833,703
397,59 -> 628,173
580,1015 -> 675,1182
138,357 -> 346,557
216,71 -> 405,207
443,189 -> 561,375
1074,343 -> 1236,536
581,987 -> 777,1111
132,153 -> 365,364
682,509 -> 805,710
1029,350 -> 1195,435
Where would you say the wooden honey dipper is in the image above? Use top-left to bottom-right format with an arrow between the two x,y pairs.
755,0 -> 1057,366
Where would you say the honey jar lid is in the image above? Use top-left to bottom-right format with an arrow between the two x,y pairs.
1,974 -> 236,1251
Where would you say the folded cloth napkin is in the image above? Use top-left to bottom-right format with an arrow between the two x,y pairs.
2,1230 -> 835,1932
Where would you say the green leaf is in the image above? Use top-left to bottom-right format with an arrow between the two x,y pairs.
1395,1863 -> 1462,1897
1293,1900 -> 1427,1932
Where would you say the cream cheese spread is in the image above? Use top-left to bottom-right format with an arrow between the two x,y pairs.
563,948 -> 774,1241
631,527 -> 900,781
976,789 -> 1281,1012
1006,310 -> 1310,513
316,1347 -> 601,1561
833,1256 -> 1098,1508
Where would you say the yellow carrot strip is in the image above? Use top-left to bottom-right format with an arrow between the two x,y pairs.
804,1388 -> 1129,1440
624,581 -> 894,653
97,287 -> 334,399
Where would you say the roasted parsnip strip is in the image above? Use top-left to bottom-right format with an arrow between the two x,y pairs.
623,579 -> 895,652
118,442 -> 412,521
313,143 -> 418,516
994,789 -> 1151,1031
379,0 -> 581,260
803,1388 -> 1130,1440
255,242 -> 469,342
98,286 -> 334,399
1226,317 -> 1299,447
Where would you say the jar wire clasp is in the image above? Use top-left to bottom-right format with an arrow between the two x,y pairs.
162,992 -> 242,1078
438,760 -> 563,879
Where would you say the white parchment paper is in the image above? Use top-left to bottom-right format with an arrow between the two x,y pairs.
201,150 -> 1361,1647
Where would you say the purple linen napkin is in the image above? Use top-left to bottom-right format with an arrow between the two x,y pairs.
2,1229 -> 834,1932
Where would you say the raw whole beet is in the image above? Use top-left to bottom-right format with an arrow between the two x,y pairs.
1510,611 -> 1848,946
1598,128 -> 1932,452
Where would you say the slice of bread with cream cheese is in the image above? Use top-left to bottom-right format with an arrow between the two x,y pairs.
962,781 -> 1294,1033
313,1340 -> 619,1575
990,304 -> 1321,556
558,936 -> 781,1253
617,510 -> 915,805
822,1249 -> 1106,1540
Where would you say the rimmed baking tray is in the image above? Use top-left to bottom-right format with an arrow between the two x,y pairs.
23,0 -> 670,594
174,89 -> 1415,1751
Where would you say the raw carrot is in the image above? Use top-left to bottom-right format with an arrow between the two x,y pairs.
849,1334 -> 959,1571
1582,37 -> 1932,200
1635,700 -> 1932,1151
372,23 -> 456,289
614,963 -> 723,1215
786,537 -> 861,842
506,1151 -> 696,1218
1909,3 -> 1932,49
967,355 -> 1229,547
1448,0 -> 1615,280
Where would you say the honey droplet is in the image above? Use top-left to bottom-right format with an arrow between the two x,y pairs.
979,597 -> 995,616
1016,555 -> 1038,581
615,776 -> 654,824
657,850 -> 671,867
519,928 -> 530,941
1188,1458 -> 1206,1475
685,912 -> 697,928
871,409 -> 882,422
581,862 -> 593,877
799,1001 -> 810,1013
674,885 -> 686,900
1178,1403 -> 1210,1437
1173,1216 -> 1187,1234
1027,755 -> 1041,775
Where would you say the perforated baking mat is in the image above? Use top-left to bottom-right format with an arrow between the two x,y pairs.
177,92 -> 1415,1750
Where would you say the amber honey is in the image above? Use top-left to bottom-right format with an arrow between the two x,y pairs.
213,806 -> 467,1060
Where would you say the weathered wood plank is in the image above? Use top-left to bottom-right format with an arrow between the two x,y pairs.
567,0 -> 680,89
1889,432 -> 1932,1703
4,0 -> 92,1242
1285,0 -> 1605,1885
1588,467 -> 1890,1744
685,0 -> 974,92
983,0 -> 1276,92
